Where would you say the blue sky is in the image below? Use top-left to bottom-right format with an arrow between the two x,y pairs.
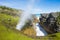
0,0 -> 60,14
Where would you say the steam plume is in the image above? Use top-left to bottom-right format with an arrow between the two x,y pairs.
16,0 -> 35,30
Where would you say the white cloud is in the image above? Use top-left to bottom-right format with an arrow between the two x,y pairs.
31,8 -> 41,14
0,2 -> 13,6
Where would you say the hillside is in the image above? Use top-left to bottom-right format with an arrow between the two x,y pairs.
0,6 -> 22,16
0,22 -> 34,40
0,6 -> 35,40
0,6 -> 60,40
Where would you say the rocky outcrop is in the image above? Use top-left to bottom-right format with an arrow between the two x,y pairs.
39,12 -> 60,34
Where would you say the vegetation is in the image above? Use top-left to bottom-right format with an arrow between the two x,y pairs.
0,6 -> 60,40
0,6 -> 34,40
0,6 -> 19,11
0,23 -> 34,40
0,6 -> 22,16
56,13 -> 60,26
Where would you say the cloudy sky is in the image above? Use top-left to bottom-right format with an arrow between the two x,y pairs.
0,0 -> 60,14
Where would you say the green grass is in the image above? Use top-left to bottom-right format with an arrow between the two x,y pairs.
0,13 -> 34,40
0,13 -> 60,40
0,24 -> 34,40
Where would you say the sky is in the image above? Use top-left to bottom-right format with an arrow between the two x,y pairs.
0,0 -> 60,14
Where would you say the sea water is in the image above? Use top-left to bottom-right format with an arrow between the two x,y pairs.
34,23 -> 47,36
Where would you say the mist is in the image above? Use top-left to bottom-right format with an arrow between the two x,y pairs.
16,0 -> 35,30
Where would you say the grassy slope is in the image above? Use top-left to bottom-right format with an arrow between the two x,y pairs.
0,13 -> 34,40
0,13 -> 60,40
0,6 -> 60,40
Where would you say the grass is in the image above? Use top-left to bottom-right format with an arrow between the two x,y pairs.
0,13 -> 34,40
0,13 -> 60,40
0,24 -> 34,40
